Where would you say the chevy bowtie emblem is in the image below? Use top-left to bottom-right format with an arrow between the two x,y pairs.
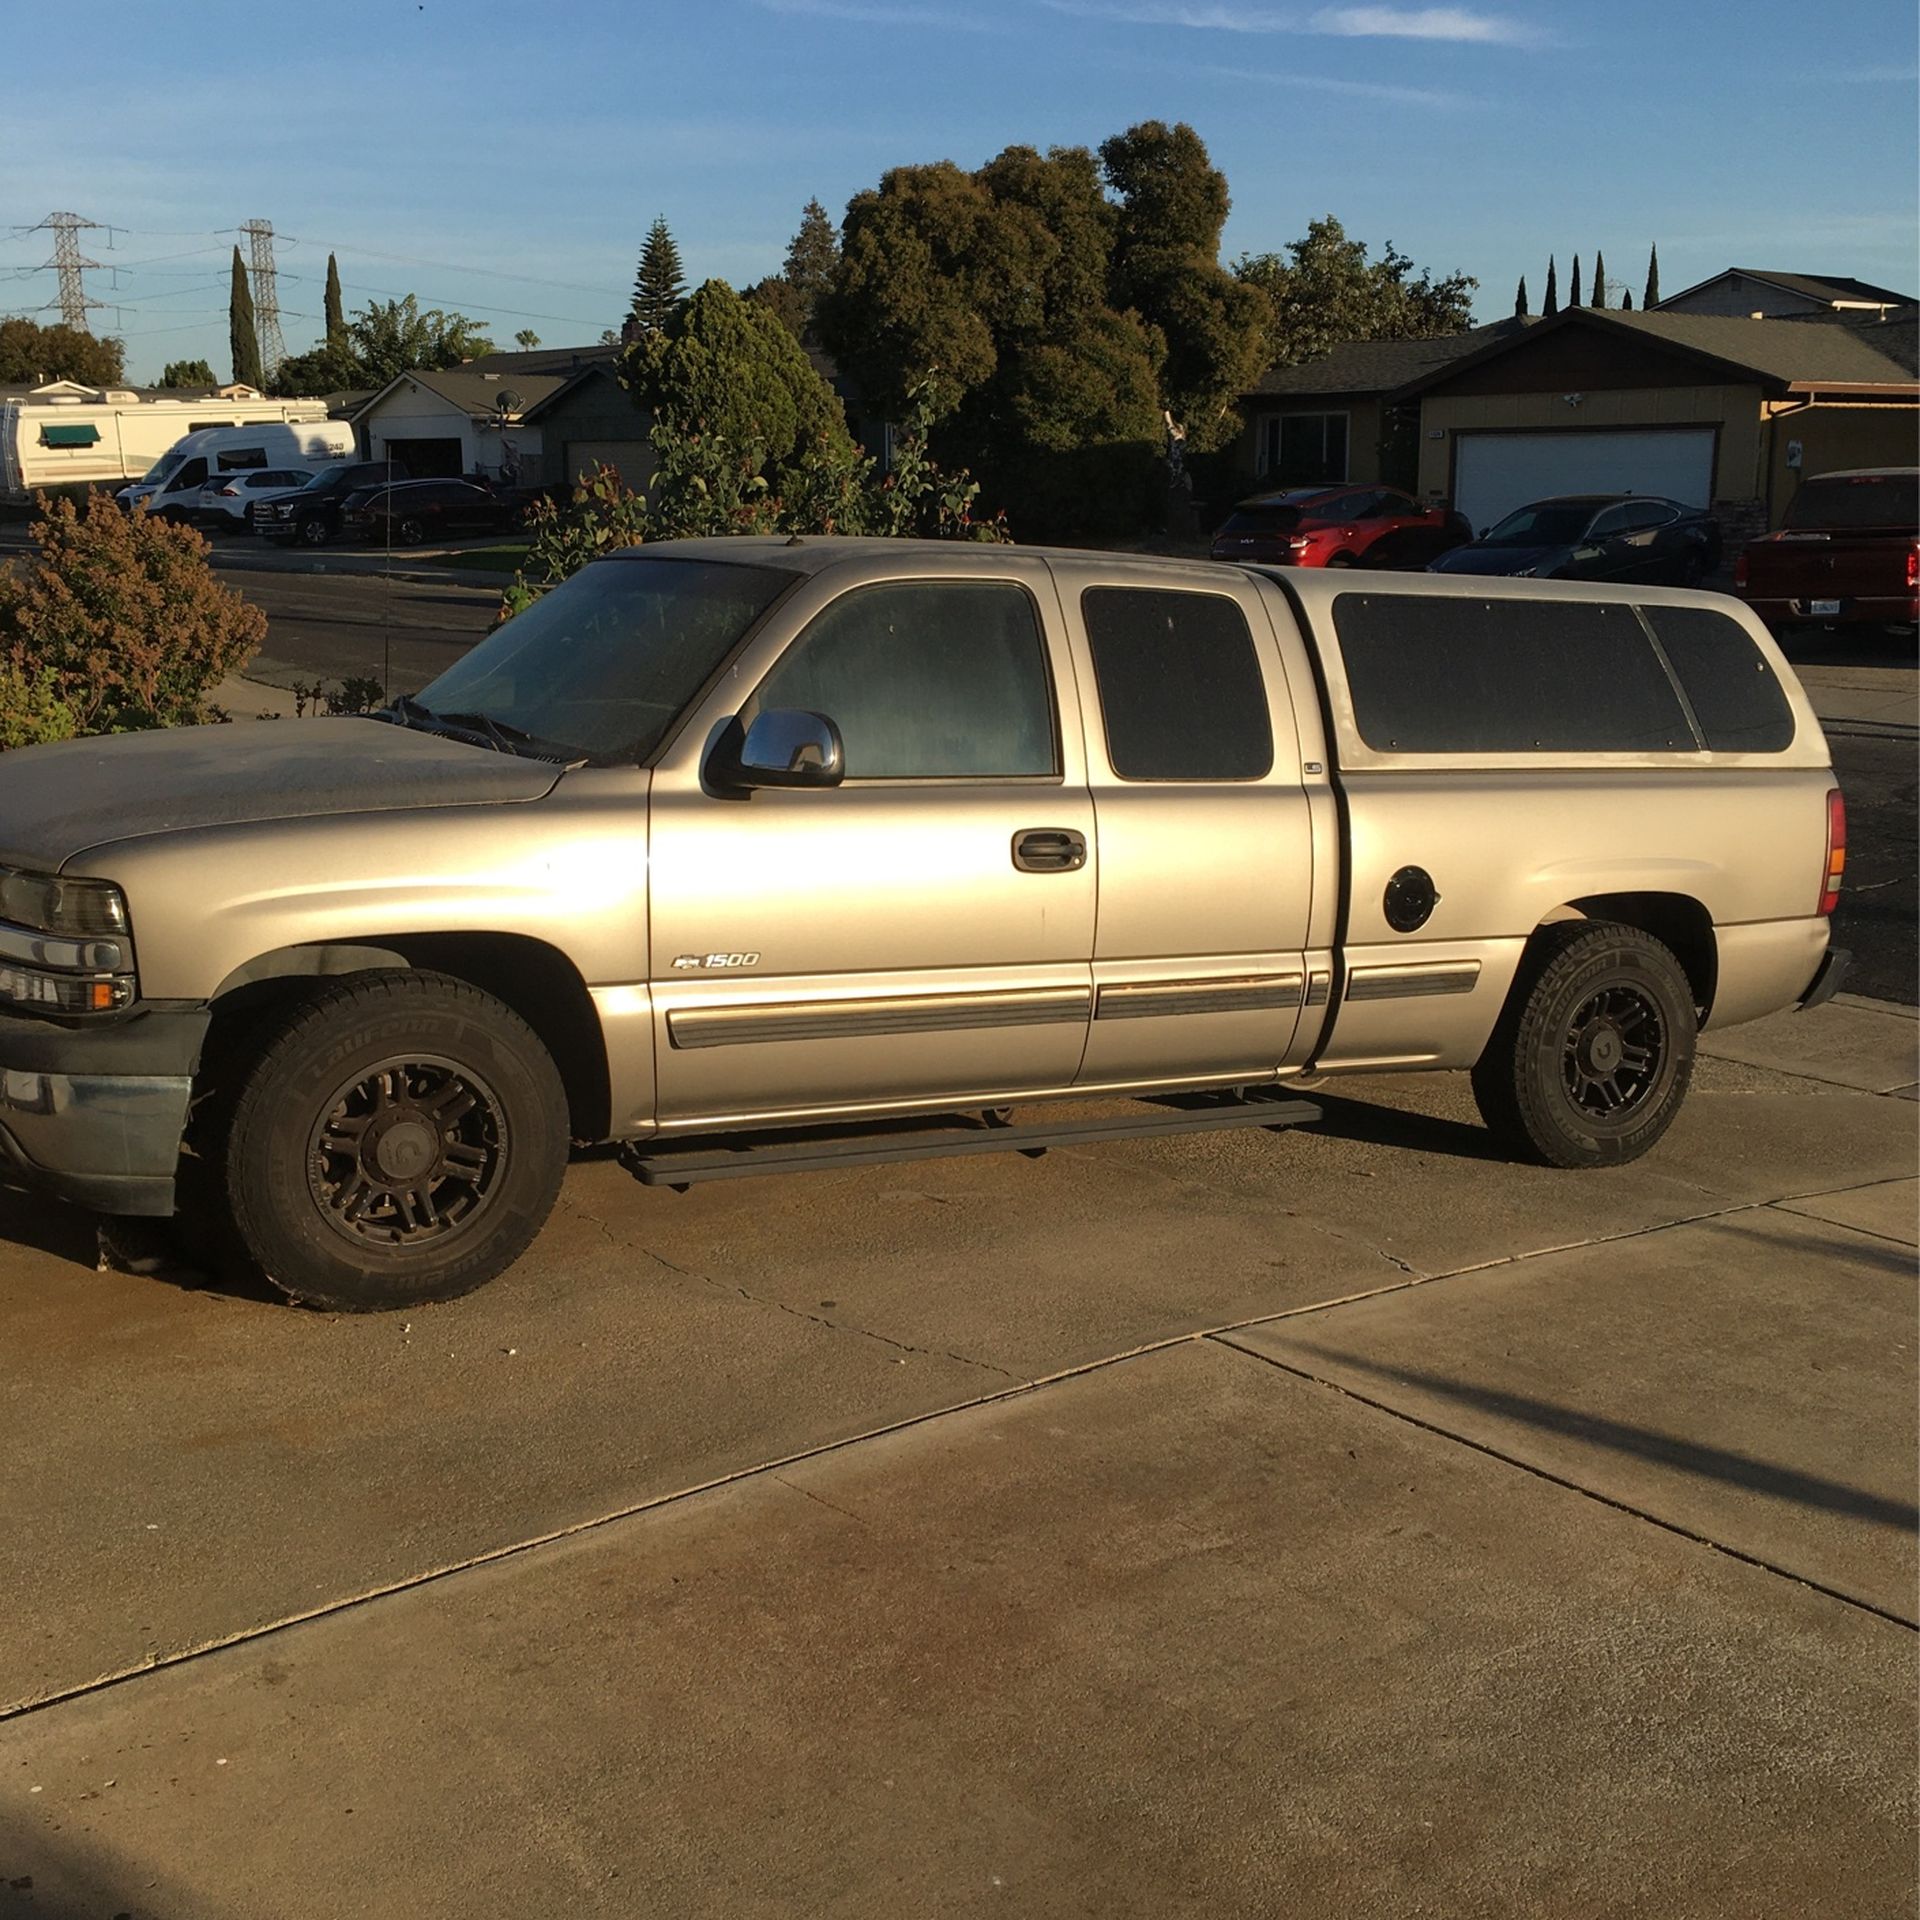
673,952 -> 761,970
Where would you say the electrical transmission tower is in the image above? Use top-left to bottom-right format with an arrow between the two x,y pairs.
28,212 -> 106,329
239,218 -> 285,377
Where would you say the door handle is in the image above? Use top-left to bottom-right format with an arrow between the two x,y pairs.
1012,828 -> 1087,873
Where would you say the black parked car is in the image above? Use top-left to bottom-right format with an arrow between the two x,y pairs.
254,461 -> 409,545
339,478 -> 517,545
1428,494 -> 1721,585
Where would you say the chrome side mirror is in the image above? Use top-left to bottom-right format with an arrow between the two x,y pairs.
713,709 -> 845,790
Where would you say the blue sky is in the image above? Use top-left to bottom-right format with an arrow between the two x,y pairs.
3,0 -> 1915,382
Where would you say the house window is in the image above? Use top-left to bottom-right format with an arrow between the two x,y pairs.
1262,412 -> 1349,484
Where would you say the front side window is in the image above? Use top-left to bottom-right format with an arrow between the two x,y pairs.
413,556 -> 795,765
754,581 -> 1057,780
1082,587 -> 1273,781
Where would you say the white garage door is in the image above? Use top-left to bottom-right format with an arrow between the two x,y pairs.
1454,429 -> 1715,532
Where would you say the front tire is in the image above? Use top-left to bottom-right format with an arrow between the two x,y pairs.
221,972 -> 568,1311
1471,922 -> 1696,1168
397,516 -> 426,544
298,517 -> 329,547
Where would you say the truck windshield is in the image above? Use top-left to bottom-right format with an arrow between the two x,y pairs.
301,465 -> 354,491
140,452 -> 186,485
408,556 -> 796,766
1785,475 -> 1918,531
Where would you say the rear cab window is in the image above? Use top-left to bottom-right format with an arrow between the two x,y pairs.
1328,592 -> 1795,757
1081,587 -> 1273,780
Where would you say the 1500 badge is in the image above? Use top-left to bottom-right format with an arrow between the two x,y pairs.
672,952 -> 762,970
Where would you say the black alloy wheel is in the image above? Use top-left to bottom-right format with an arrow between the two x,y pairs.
397,516 -> 427,544
298,516 -> 329,546
1471,921 -> 1696,1168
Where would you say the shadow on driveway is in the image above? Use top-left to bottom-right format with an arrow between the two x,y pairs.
1274,1341 -> 1920,1534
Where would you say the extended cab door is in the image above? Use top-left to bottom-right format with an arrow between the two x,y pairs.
646,559 -> 1096,1128
1048,560 -> 1320,1091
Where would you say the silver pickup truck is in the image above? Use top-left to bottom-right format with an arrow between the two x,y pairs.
0,539 -> 1848,1310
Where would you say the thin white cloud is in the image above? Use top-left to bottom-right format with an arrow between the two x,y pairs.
1310,5 -> 1539,43
1196,60 -> 1468,105
1043,0 -> 1539,42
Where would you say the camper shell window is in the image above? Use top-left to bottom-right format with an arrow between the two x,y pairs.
1332,594 -> 1696,754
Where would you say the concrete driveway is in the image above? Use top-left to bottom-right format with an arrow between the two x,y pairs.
0,998 -> 1913,1917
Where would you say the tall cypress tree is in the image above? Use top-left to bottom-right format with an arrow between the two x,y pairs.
1622,288 -> 1634,310
1591,248 -> 1607,307
229,244 -> 262,388
631,217 -> 688,333
1543,255 -> 1559,316
1514,274 -> 1529,318
324,253 -> 345,343
1644,243 -> 1661,309
1569,254 -> 1583,308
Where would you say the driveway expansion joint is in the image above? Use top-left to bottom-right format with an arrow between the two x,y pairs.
1210,1333 -> 1919,1634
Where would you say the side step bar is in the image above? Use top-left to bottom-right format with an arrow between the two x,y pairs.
621,1094 -> 1321,1191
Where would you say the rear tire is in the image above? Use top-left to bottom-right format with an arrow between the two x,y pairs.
1326,553 -> 1357,568
397,516 -> 426,544
1471,921 -> 1696,1168
221,971 -> 568,1311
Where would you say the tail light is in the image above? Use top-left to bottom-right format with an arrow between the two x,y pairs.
1287,535 -> 1313,554
1733,549 -> 1748,589
1819,788 -> 1846,916
1906,543 -> 1917,591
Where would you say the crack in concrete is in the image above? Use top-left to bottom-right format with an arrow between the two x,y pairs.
561,1197 -> 1016,1381
771,1474 -> 867,1527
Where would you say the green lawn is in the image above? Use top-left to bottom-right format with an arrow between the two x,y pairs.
424,541 -> 530,574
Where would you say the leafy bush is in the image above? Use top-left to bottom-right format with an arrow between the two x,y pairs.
0,492 -> 267,746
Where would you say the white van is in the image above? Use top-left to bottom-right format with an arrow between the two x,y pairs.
120,420 -> 359,518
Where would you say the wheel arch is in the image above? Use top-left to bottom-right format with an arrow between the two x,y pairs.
1532,891 -> 1718,1023
209,934 -> 611,1141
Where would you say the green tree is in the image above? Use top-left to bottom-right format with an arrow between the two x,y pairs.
1543,255 -> 1559,316
157,358 -> 217,388
0,491 -> 265,743
349,295 -> 492,384
0,317 -> 125,386
229,246 -> 262,388
1233,216 -> 1477,368
1644,243 -> 1661,308
324,253 -> 345,342
1099,121 -> 1268,451
1514,275 -> 1528,318
1569,254 -> 1583,308
1622,288 -> 1634,310
513,329 -> 541,350
268,339 -> 368,396
631,216 -> 688,333
1591,248 -> 1607,307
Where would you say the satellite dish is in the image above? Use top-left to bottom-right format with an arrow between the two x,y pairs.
494,388 -> 524,415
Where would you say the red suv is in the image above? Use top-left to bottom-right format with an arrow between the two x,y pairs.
1210,484 -> 1469,570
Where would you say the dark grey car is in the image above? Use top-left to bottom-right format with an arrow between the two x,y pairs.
1429,494 -> 1721,584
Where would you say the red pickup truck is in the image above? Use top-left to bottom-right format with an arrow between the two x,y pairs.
1736,467 -> 1919,634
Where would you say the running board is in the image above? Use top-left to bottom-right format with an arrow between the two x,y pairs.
621,1095 -> 1321,1191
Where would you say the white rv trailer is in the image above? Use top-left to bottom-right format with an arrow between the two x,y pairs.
0,382 -> 335,504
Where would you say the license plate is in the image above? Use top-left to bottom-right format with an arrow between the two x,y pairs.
1810,599 -> 1842,617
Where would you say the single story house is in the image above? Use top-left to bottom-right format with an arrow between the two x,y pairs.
354,364 -> 575,485
1231,320 -> 1532,493
1655,268 -> 1915,319
1388,304 -> 1918,541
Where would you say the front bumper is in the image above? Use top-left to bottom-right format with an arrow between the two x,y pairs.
1798,947 -> 1851,1013
0,1006 -> 209,1216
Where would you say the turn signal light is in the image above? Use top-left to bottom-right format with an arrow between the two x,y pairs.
1733,549 -> 1749,590
1819,787 -> 1846,917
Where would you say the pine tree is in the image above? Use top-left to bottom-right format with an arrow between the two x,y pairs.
1543,255 -> 1559,316
784,201 -> 838,303
631,217 -> 688,333
229,245 -> 262,388
324,253 -> 345,343
1570,254 -> 1583,308
1644,243 -> 1661,309
1514,275 -> 1529,318
1591,248 -> 1607,307
1622,288 -> 1634,311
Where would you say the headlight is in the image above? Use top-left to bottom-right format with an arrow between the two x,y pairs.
0,868 -> 128,936
0,868 -> 135,1016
